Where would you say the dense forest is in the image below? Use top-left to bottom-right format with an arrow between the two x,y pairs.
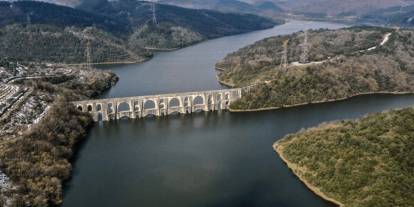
275,107 -> 414,207
0,24 -> 151,64
216,27 -> 414,110
0,0 -> 278,63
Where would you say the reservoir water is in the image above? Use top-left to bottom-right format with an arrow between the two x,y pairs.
63,21 -> 414,207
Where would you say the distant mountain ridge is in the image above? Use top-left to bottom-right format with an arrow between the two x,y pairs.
157,0 -> 283,18
8,0 -> 414,24
361,5 -> 414,27
303,0 -> 413,16
247,0 -> 414,18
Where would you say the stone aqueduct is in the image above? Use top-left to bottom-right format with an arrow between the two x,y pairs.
73,88 -> 243,121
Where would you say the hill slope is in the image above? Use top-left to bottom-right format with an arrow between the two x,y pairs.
0,24 -> 150,64
0,1 -> 127,33
274,107 -> 414,207
216,27 -> 414,110
158,0 -> 284,18
0,0 -> 278,63
259,0 -> 414,17
79,0 -> 278,39
0,1 -> 147,63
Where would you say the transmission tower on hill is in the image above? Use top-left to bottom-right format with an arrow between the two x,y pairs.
82,29 -> 93,69
86,38 -> 92,69
26,13 -> 32,25
300,30 -> 309,63
281,39 -> 289,70
151,0 -> 158,24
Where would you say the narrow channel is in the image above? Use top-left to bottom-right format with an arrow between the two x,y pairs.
63,20 -> 414,207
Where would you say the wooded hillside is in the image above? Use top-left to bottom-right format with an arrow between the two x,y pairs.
216,27 -> 414,110
0,0 -> 278,63
275,107 -> 414,207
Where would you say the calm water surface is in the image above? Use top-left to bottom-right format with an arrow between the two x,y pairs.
63,21 -> 414,207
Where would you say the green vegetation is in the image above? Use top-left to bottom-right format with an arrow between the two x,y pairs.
0,0 -> 278,63
0,24 -> 149,64
79,0 -> 278,39
25,69 -> 118,100
0,1 -> 127,33
128,23 -> 203,49
275,107 -> 414,207
216,27 -> 414,110
0,100 -> 93,206
0,61 -> 118,206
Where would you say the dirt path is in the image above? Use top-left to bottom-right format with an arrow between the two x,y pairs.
367,32 -> 392,51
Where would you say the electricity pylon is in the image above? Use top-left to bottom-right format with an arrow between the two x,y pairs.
83,29 -> 93,69
26,13 -> 32,25
281,39 -> 289,69
151,0 -> 157,24
300,30 -> 309,63
86,38 -> 92,69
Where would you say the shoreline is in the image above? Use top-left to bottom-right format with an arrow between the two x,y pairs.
64,59 -> 148,66
229,91 -> 414,112
144,47 -> 179,51
273,141 -> 344,207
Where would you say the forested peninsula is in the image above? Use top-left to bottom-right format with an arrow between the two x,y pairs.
274,107 -> 414,207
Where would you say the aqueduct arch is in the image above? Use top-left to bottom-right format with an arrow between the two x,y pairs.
73,88 -> 242,122
117,102 -> 131,112
169,98 -> 181,107
144,99 -> 156,109
193,95 -> 204,105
